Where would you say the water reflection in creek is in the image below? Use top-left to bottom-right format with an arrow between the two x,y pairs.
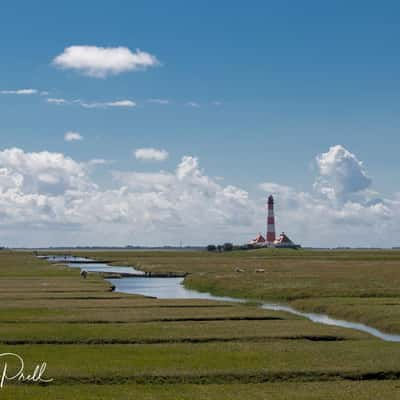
106,276 -> 241,302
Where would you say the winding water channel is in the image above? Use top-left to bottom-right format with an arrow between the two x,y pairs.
46,255 -> 400,342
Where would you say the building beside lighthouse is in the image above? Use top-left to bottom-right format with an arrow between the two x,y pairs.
249,195 -> 300,249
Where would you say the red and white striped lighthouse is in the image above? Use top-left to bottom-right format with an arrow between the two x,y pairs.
266,195 -> 276,243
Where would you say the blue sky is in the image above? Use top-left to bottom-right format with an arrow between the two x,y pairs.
0,1 -> 399,247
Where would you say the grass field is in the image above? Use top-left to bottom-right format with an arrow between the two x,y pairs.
73,248 -> 400,332
1,249 -> 400,398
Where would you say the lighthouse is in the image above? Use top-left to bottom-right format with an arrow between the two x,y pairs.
266,195 -> 276,244
248,194 -> 300,248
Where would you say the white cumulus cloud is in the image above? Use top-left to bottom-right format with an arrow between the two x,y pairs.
46,98 -> 68,105
113,171 -> 174,192
0,147 -> 92,196
106,100 -> 136,108
53,45 -> 160,78
135,148 -> 169,161
1,89 -> 38,95
45,97 -> 136,109
64,132 -> 83,142
78,99 -> 136,109
88,159 -> 112,166
147,98 -> 170,105
186,101 -> 200,108
314,145 -> 372,202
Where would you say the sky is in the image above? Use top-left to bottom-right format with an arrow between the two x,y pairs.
1,0 -> 400,247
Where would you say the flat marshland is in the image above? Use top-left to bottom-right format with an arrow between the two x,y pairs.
1,249 -> 400,399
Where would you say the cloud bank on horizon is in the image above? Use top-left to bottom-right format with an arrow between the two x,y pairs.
0,144 -> 398,248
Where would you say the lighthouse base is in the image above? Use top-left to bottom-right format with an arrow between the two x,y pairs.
247,232 -> 301,249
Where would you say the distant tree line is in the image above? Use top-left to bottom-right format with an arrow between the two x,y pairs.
206,243 -> 234,252
206,243 -> 268,252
